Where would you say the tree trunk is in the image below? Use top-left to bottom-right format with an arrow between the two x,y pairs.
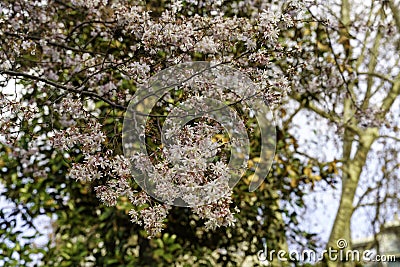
326,129 -> 378,267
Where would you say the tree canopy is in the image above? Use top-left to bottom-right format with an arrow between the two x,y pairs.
0,0 -> 399,266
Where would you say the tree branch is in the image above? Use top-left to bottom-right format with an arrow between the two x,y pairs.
4,32 -> 106,56
0,69 -> 127,110
290,92 -> 360,135
361,24 -> 383,110
378,135 -> 400,142
388,0 -> 400,34
357,72 -> 394,84
378,74 -> 400,119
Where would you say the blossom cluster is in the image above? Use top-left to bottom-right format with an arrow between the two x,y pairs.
134,120 -> 232,204
0,0 -> 306,238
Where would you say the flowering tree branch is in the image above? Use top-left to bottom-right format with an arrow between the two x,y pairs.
0,69 -> 127,110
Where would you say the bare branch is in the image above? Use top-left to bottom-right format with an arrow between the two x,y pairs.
0,69 -> 127,110
378,135 -> 400,142
357,72 -> 394,84
388,0 -> 400,33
